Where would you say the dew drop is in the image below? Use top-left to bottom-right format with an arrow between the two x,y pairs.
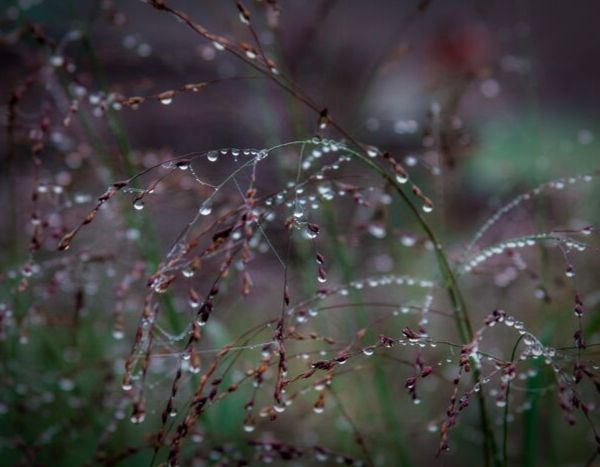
59,378 -> 75,391
366,146 -> 379,158
296,314 -> 307,323
523,335 -> 535,346
50,55 -> 65,67
531,345 -> 543,357
395,173 -> 409,184
367,223 -> 386,239
197,317 -> 208,327
130,413 -> 145,424
565,266 -> 575,278
133,199 -> 144,211
207,151 -> 218,162
199,202 -> 212,216
362,346 -> 375,356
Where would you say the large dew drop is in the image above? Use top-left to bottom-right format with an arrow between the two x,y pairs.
396,173 -> 409,184
199,202 -> 212,216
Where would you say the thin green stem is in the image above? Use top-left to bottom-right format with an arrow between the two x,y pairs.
322,203 -> 411,466
329,386 -> 376,467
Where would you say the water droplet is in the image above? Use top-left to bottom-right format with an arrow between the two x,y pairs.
367,223 -> 386,239
565,266 -> 575,278
199,202 -> 212,216
366,146 -> 379,158
197,317 -> 208,326
523,335 -> 535,346
296,314 -> 307,323
130,413 -> 145,424
243,423 -> 255,432
395,173 -> 409,184
427,422 -> 438,433
422,203 -> 433,213
531,345 -> 543,357
207,151 -> 218,162
362,346 -> 375,356
133,199 -> 144,210
405,155 -> 418,166
59,378 -> 75,391
21,264 -> 33,277
50,55 -> 65,67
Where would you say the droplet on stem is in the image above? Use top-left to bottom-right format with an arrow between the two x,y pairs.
199,201 -> 212,216
133,199 -> 144,210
